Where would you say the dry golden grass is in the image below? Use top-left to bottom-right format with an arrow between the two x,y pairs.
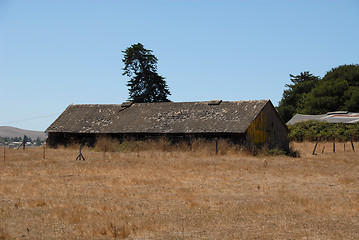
1,141 -> 359,239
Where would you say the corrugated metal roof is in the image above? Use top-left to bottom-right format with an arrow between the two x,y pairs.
46,100 -> 270,134
287,112 -> 359,125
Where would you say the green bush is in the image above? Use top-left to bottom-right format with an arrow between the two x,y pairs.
288,121 -> 359,142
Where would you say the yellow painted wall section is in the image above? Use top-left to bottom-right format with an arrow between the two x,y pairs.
247,112 -> 269,145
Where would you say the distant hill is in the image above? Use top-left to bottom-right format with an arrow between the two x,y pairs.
0,126 -> 47,140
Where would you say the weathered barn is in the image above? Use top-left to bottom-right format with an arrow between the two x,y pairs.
46,100 -> 289,150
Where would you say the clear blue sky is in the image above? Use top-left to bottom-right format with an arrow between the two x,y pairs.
1,0 -> 358,131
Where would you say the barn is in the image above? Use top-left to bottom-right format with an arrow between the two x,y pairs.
46,99 -> 289,150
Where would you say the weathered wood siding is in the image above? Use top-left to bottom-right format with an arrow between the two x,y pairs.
246,101 -> 289,150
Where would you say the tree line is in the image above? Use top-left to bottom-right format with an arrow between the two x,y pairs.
277,64 -> 359,123
0,135 -> 44,146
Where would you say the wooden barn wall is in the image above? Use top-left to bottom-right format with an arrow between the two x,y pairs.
246,102 -> 289,150
47,132 -> 247,148
47,132 -> 97,147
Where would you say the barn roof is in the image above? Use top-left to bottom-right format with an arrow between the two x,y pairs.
46,100 -> 270,134
287,112 -> 359,125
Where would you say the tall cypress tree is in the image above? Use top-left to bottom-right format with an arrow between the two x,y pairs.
122,43 -> 171,103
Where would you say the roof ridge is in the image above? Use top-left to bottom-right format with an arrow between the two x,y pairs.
68,99 -> 269,106
70,103 -> 122,106
133,99 -> 269,105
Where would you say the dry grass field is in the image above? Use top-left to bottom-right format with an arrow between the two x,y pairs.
1,141 -> 359,239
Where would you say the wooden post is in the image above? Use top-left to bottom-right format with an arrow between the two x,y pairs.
189,136 -> 193,157
76,144 -> 85,161
22,136 -> 26,150
312,141 -> 318,155
43,144 -> 46,159
189,137 -> 192,152
351,135 -> 355,152
351,140 -> 355,152
344,142 -> 346,152
137,142 -> 139,158
322,145 -> 325,154
215,139 -> 218,155
333,138 -> 335,153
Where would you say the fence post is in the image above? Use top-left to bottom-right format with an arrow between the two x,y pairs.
351,136 -> 355,152
333,138 -> 335,153
215,139 -> 218,155
137,142 -> 139,158
43,144 -> 46,159
344,142 -> 346,152
312,140 -> 319,155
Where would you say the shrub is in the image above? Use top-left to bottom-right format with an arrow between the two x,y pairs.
288,121 -> 359,142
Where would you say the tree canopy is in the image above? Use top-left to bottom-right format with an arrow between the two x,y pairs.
302,64 -> 359,114
278,64 -> 359,123
277,72 -> 320,122
122,43 -> 171,103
